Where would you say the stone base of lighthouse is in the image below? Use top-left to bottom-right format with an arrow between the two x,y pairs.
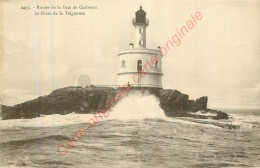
117,49 -> 163,88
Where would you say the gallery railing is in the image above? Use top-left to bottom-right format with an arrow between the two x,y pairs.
82,84 -> 162,90
132,18 -> 149,26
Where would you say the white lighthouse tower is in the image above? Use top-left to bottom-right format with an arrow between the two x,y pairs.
117,6 -> 163,88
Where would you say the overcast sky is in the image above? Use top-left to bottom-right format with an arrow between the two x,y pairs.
1,0 -> 260,109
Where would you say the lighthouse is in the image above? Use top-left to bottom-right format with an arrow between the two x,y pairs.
117,6 -> 163,88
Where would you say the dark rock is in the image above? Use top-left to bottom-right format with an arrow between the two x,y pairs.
196,96 -> 208,109
213,111 -> 229,119
1,86 -> 229,120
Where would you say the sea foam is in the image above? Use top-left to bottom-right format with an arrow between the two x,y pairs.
109,91 -> 166,120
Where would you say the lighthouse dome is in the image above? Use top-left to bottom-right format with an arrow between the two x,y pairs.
135,6 -> 146,24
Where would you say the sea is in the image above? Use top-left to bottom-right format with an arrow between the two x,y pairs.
0,94 -> 260,168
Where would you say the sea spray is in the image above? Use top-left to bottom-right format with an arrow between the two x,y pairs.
109,91 -> 165,120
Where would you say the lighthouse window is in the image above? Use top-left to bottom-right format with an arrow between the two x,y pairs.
155,60 -> 159,68
137,60 -> 142,71
121,60 -> 126,68
139,28 -> 144,34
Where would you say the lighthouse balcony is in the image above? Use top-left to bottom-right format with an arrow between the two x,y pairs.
133,18 -> 149,26
118,48 -> 162,56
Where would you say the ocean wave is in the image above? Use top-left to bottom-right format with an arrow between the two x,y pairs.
0,113 -> 93,129
0,135 -> 71,146
162,117 -> 222,129
108,92 -> 166,120
227,113 -> 260,129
